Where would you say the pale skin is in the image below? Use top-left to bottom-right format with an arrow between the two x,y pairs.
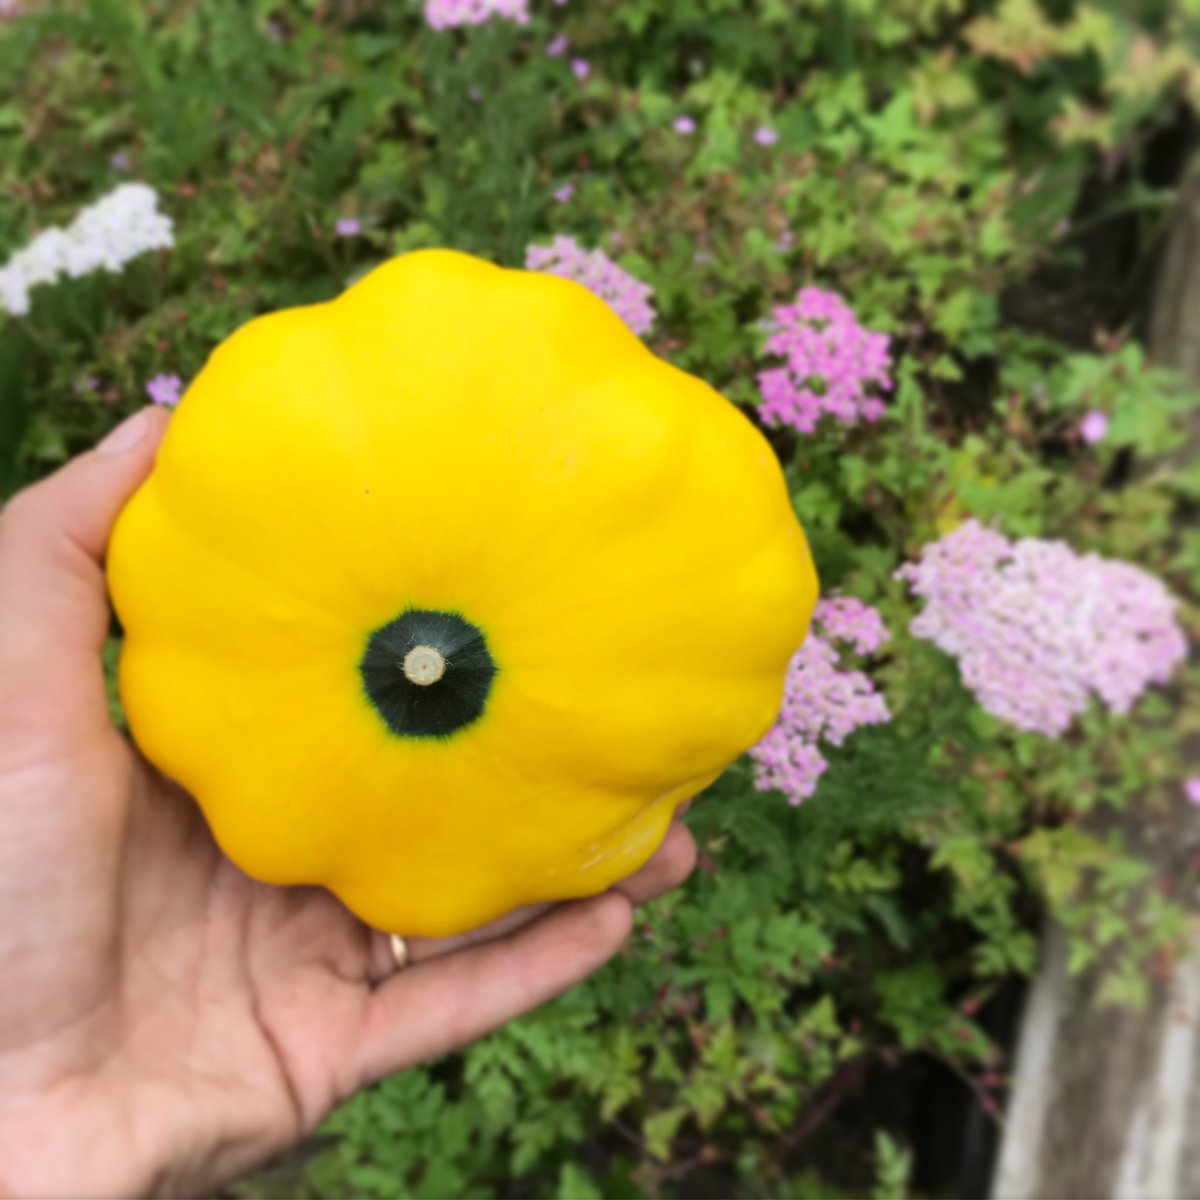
0,407 -> 696,1198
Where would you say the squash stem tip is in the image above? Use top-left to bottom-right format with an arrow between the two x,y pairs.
403,644 -> 447,686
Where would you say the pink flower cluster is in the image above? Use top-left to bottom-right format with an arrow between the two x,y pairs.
525,236 -> 655,335
757,287 -> 892,434
897,520 -> 1188,736
423,0 -> 529,29
751,598 -> 892,805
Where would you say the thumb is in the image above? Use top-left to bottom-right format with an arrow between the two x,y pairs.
0,407 -> 170,716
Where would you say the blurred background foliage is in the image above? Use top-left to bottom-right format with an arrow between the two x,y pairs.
2,1 -> 1199,1196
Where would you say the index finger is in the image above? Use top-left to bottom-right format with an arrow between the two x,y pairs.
356,891 -> 632,1086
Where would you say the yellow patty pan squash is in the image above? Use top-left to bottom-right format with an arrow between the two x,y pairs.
107,249 -> 818,937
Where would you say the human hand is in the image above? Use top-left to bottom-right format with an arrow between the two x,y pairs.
0,409 -> 696,1198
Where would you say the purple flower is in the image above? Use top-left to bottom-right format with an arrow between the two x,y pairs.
525,236 -> 655,336
1080,410 -> 1108,444
751,598 -> 892,805
1184,778 -> 1200,806
897,521 -> 1188,736
108,151 -> 131,172
754,126 -> 779,146
145,373 -> 183,407
756,286 -> 892,434
571,58 -> 590,81
335,217 -> 362,238
552,181 -> 575,204
546,33 -> 569,56
673,116 -> 696,135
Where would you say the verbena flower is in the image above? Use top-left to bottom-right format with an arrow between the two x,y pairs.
571,58 -> 590,80
552,182 -> 575,204
335,217 -> 362,237
756,287 -> 892,434
897,520 -> 1188,736
754,126 -> 779,146
751,598 -> 892,805
145,373 -> 184,406
545,33 -> 568,55
0,183 -> 173,318
1184,778 -> 1200,806
525,235 -> 655,335
423,0 -> 529,30
673,116 -> 696,134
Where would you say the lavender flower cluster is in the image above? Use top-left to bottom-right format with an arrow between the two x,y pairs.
525,236 -> 655,336
757,287 -> 892,434
423,0 -> 529,29
898,520 -> 1188,736
0,184 -> 174,318
751,598 -> 892,805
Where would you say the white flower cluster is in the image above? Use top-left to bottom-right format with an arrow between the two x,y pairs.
0,183 -> 174,317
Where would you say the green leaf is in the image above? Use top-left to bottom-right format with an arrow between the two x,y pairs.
643,1106 -> 689,1161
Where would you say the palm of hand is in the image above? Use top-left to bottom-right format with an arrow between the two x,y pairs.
0,717 -> 372,1195
0,410 -> 695,1197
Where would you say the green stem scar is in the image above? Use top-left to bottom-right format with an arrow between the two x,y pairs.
360,609 -> 496,739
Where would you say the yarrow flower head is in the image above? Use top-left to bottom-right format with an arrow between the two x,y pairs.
0,183 -> 174,318
525,236 -> 655,336
897,520 -> 1188,736
756,287 -> 892,434
751,598 -> 892,805
423,0 -> 529,29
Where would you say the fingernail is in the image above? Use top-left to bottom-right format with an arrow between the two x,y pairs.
96,410 -> 150,456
